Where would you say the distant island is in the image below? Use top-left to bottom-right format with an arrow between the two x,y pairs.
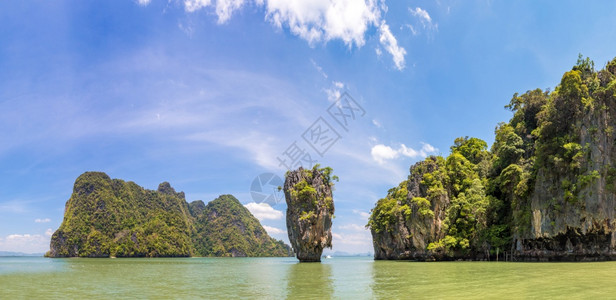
368,55 -> 616,261
47,172 -> 291,258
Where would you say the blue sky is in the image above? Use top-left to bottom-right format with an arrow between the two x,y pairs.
1,0 -> 616,254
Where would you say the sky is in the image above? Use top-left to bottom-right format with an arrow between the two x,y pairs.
1,0 -> 616,254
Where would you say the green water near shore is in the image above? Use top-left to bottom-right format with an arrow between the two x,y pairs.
1,256 -> 614,299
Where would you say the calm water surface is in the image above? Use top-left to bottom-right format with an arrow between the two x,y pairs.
1,256 -> 615,299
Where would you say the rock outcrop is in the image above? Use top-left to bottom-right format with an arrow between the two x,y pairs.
284,166 -> 336,262
47,172 -> 291,257
369,56 -> 616,261
370,157 -> 452,260
513,58 -> 616,261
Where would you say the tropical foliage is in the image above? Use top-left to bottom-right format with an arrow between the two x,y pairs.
48,172 -> 290,257
368,55 -> 616,258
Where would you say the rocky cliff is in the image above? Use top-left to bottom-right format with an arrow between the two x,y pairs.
369,56 -> 616,261
514,57 -> 616,261
47,172 -> 291,257
284,166 -> 336,262
370,157 -> 452,260
192,194 -> 292,257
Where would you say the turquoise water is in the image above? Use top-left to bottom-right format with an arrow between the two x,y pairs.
1,256 -> 615,299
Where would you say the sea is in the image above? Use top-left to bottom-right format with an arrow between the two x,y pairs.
1,256 -> 615,299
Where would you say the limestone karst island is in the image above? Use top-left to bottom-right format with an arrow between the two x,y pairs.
368,57 -> 616,262
47,172 -> 291,258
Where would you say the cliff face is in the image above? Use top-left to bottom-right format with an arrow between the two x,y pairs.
369,56 -> 616,261
48,172 -> 291,258
370,157 -> 450,260
284,166 -> 336,262
514,58 -> 616,261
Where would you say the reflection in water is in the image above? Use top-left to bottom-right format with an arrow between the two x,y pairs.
370,260 -> 436,299
371,260 -> 406,299
286,262 -> 333,299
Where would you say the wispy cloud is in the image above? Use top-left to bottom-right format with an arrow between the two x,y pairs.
34,218 -> 51,223
310,58 -> 328,79
378,22 -> 406,70
324,81 -> 345,102
244,202 -> 284,220
406,7 -> 438,37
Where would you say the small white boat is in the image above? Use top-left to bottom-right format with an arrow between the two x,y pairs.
324,255 -> 332,259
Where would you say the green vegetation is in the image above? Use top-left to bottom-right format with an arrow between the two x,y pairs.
191,195 -> 291,257
48,172 -> 290,258
369,55 -> 616,259
287,164 -> 337,218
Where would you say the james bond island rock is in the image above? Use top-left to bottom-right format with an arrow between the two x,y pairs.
284,165 -> 337,262
369,55 -> 616,261
47,172 -> 291,258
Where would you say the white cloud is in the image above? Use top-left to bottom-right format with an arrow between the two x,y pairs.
34,218 -> 51,223
244,202 -> 284,220
372,119 -> 382,128
216,0 -> 246,23
184,0 -> 213,13
399,144 -> 418,157
370,144 -> 398,164
378,22 -> 406,70
0,233 -> 49,253
375,47 -> 382,57
182,0 -> 406,69
184,0 -> 246,23
262,225 -> 285,234
371,143 -> 438,164
45,228 -> 54,237
421,142 -> 436,153
136,0 -> 151,6
264,0 -> 380,47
